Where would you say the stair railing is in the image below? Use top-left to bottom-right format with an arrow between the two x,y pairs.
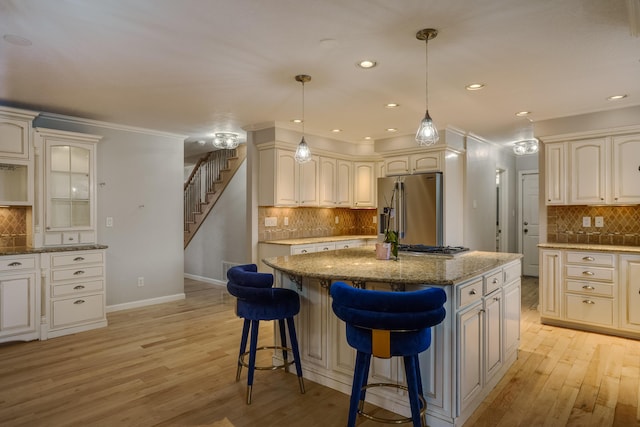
184,148 -> 236,232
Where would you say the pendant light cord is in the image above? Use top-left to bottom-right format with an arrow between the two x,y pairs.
301,80 -> 305,136
425,38 -> 429,110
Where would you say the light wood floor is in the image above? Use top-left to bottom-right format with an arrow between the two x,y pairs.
0,277 -> 638,426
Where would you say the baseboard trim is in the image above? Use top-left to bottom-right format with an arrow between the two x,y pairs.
183,273 -> 226,288
107,293 -> 186,313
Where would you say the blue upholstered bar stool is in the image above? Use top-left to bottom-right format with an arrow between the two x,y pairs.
330,282 -> 447,427
226,264 -> 305,404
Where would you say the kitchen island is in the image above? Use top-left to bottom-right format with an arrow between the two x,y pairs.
263,247 -> 522,427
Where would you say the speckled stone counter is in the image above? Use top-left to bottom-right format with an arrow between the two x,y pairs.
538,242 -> 640,254
259,235 -> 377,246
263,246 -> 522,286
0,244 -> 108,256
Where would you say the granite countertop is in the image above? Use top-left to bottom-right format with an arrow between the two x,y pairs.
263,246 -> 522,286
260,235 -> 378,246
538,242 -> 640,254
0,244 -> 108,256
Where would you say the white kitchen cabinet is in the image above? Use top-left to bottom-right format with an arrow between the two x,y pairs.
0,107 -> 37,161
618,255 -> 640,333
41,249 -> 107,338
539,249 -> 562,319
0,255 -> 39,343
0,107 -> 38,206
319,157 -> 353,207
258,148 -> 319,206
457,300 -> 483,412
544,142 -> 566,205
569,138 -> 607,204
384,152 -> 442,176
503,279 -> 521,359
34,128 -> 101,247
611,134 -> 640,204
353,161 -> 376,207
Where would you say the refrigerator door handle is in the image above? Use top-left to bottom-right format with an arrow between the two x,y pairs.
398,181 -> 406,239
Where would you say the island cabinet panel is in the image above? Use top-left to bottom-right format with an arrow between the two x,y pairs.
540,249 -> 562,319
298,278 -> 329,369
457,302 -> 482,411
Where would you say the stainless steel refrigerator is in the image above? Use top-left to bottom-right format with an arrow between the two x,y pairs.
377,172 -> 443,246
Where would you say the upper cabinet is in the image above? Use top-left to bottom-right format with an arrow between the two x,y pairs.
384,152 -> 442,176
259,148 -> 319,207
611,134 -> 640,204
544,131 -> 640,205
0,107 -> 38,206
319,157 -> 352,207
34,128 -> 101,247
569,138 -> 607,205
353,162 -> 376,208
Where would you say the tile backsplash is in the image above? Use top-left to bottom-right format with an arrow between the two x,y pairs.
258,207 -> 377,241
547,205 -> 640,246
0,207 -> 28,248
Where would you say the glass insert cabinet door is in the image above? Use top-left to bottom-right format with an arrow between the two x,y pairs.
46,143 -> 92,229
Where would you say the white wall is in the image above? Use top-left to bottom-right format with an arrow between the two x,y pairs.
34,114 -> 185,308
184,161 -> 248,282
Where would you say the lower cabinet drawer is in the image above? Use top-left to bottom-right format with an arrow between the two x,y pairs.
565,266 -> 613,282
51,266 -> 103,282
51,294 -> 105,329
458,278 -> 483,309
566,280 -> 614,297
565,294 -> 614,327
52,280 -> 104,298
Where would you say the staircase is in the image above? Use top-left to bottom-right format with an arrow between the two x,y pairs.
184,144 -> 247,248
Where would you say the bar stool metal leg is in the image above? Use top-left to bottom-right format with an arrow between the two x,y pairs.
236,319 -> 250,382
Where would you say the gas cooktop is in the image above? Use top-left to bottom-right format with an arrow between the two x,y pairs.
397,244 -> 470,255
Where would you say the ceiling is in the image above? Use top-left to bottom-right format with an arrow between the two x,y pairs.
1,0 -> 639,158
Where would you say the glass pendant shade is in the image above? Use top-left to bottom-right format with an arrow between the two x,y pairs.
294,136 -> 311,163
416,110 -> 439,146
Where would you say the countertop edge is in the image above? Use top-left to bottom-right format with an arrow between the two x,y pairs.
0,244 -> 109,256
259,235 -> 378,246
538,242 -> 640,253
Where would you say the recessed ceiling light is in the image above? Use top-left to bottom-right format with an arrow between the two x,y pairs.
386,128 -> 397,132
385,103 -> 400,108
515,111 -> 531,117
363,136 -> 372,140
331,129 -> 342,133
3,34 -> 32,46
291,119 -> 303,123
465,83 -> 485,91
357,60 -> 377,69
607,94 -> 628,101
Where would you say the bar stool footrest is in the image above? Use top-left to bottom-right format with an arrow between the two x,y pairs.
358,382 -> 426,425
238,345 -> 295,371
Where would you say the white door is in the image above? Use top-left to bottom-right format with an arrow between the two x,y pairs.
520,172 -> 539,276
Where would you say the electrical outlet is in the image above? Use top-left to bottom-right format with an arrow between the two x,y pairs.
595,216 -> 604,227
137,277 -> 144,287
106,217 -> 113,227
264,217 -> 277,227
372,216 -> 377,224
335,216 -> 339,224
284,217 -> 289,226
582,216 -> 591,227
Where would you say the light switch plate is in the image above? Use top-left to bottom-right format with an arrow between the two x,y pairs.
595,216 -> 604,227
582,216 -> 591,227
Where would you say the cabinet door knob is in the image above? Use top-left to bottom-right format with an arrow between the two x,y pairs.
492,278 -> 499,284
469,289 -> 477,295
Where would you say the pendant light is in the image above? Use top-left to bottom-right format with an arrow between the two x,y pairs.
415,28 -> 439,146
294,74 -> 312,163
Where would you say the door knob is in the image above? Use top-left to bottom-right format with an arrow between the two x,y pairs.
524,229 -> 528,233
524,221 -> 528,225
